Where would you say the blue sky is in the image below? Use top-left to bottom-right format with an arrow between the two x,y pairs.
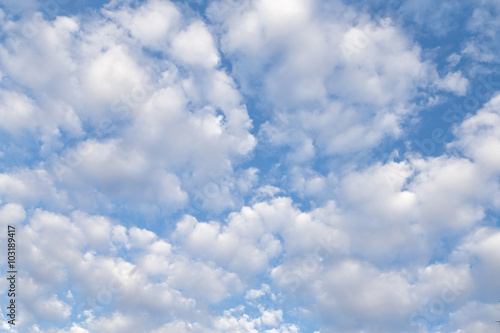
0,0 -> 500,332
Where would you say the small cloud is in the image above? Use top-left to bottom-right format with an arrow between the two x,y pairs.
446,53 -> 461,67
435,71 -> 469,96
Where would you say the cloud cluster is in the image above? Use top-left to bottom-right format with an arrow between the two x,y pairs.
0,0 -> 499,332
0,0 -> 256,213
214,0 -> 435,159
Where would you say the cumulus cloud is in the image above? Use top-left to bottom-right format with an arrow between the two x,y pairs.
435,71 -> 469,96
0,0 -> 259,215
0,0 -> 499,332
212,0 -> 434,161
452,94 -> 500,171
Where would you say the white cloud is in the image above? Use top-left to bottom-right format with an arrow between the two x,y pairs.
452,94 -> 500,171
109,0 -> 181,49
260,309 -> 283,327
245,284 -> 270,300
435,71 -> 469,96
0,0 -> 257,214
447,302 -> 500,333
35,295 -> 72,321
0,203 -> 25,226
171,21 -> 220,68
214,0 -> 433,159
0,89 -> 37,132
5,206 -> 260,331
0,169 -> 70,210
451,227 -> 500,299
87,312 -> 144,333
0,1 -> 499,333
82,45 -> 146,105
173,197 -> 348,275
168,257 -> 243,303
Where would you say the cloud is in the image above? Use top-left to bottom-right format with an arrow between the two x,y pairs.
171,21 -> 220,68
0,1 -> 499,332
398,0 -> 465,37
0,0 -> 257,214
1,206 -> 250,331
0,169 -> 70,210
463,0 -> 500,64
452,94 -> 500,171
213,0 -> 434,160
0,89 -> 38,133
108,0 -> 181,49
435,71 -> 469,96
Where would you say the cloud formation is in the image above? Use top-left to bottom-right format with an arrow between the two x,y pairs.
0,0 -> 499,332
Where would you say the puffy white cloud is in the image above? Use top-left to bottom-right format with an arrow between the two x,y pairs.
0,1 -> 499,333
447,302 -> 500,333
0,15 -> 78,95
81,45 -> 146,105
86,312 -> 144,333
171,21 -> 220,68
260,309 -> 283,327
452,94 -> 500,171
451,227 -> 500,300
34,295 -> 72,322
150,320 -> 201,333
245,283 -> 270,300
173,197 -> 348,276
0,89 -> 38,133
127,226 -> 157,249
0,169 -> 70,210
313,260 -> 414,327
435,71 -> 469,96
108,0 -> 181,49
71,212 -> 114,252
0,203 -> 25,226
213,0 -> 434,160
3,206 -> 260,331
167,257 -> 243,303
0,0 -> 257,214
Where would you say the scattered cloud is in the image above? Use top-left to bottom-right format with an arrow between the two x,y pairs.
0,0 -> 499,332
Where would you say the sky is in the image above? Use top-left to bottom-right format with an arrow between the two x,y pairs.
0,0 -> 499,332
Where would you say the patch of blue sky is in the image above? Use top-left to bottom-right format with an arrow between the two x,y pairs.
0,130 -> 45,171
39,0 -> 114,20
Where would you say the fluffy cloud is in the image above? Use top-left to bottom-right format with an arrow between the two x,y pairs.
0,0 -> 499,332
0,169 -> 70,210
0,206 -> 251,331
0,0 -> 258,214
435,71 -> 469,96
212,0 -> 434,160
452,94 -> 500,171
463,0 -> 500,64
173,197 -> 348,276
